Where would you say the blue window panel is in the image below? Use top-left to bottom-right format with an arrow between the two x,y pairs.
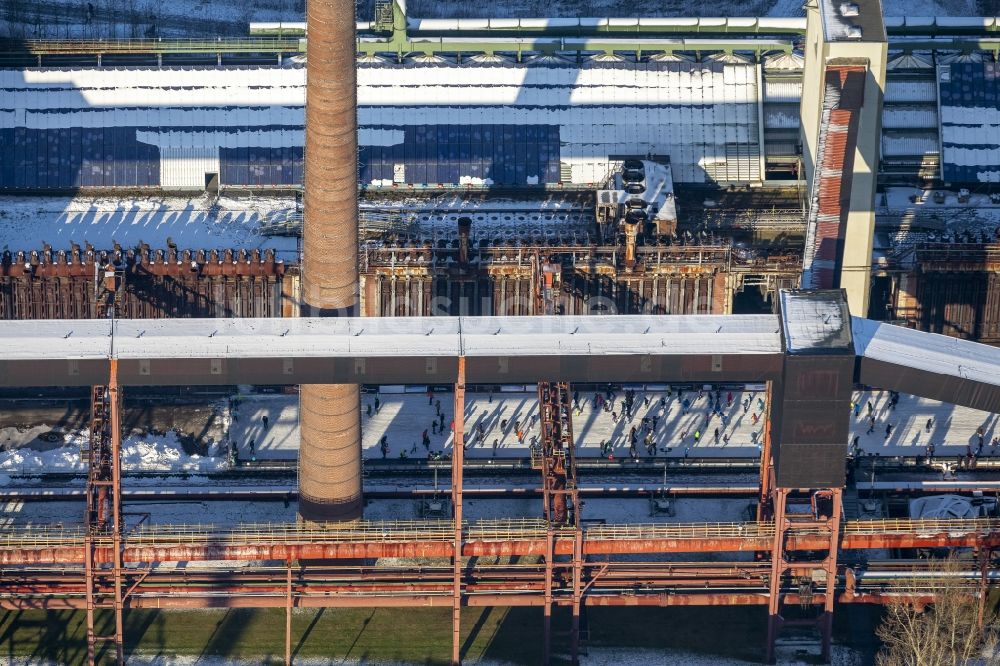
410,162 -> 426,183
70,128 -> 83,187
546,162 -> 560,183
493,156 -> 510,184
514,140 -> 526,166
51,131 -> 63,187
103,127 -> 114,164
111,128 -> 124,186
46,130 -> 59,188
80,160 -> 94,187
22,129 -> 36,186
513,159 -> 527,185
426,163 -> 438,183
525,144 -> 540,182
229,163 -> 243,187
136,162 -> 150,187
390,143 -> 404,164
0,130 -> 12,187
145,159 -> 158,187
502,153 -> 516,184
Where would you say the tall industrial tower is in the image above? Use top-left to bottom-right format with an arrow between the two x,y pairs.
299,0 -> 364,522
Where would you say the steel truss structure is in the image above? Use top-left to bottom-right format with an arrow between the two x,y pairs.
1,358 -> 999,665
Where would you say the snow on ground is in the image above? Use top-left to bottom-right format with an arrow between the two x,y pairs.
0,194 -> 300,258
0,429 -> 226,474
0,385 -> 992,475
230,388 -> 768,463
229,387 -> 1000,463
3,386 -> 996,476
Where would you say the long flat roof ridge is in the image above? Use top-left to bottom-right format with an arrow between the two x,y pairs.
0,315 -> 784,362
0,315 -> 782,361
853,317 -> 1000,384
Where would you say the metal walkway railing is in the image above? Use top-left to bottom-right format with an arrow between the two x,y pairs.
2,517 -> 998,551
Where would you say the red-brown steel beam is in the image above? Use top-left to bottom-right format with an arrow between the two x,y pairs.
5,530 -> 1000,565
451,357 -> 466,666
0,591 -> 946,612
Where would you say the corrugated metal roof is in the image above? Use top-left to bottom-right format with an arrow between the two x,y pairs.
881,105 -> 938,129
762,51 -> 804,72
938,52 -> 985,64
705,53 -> 753,64
885,79 -> 937,103
764,104 -> 800,129
886,53 -> 934,71
762,78 -> 802,103
882,132 -> 939,156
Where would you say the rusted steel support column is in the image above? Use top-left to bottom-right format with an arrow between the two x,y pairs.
109,359 -> 124,666
298,0 -> 362,523
285,560 -> 293,666
571,528 -> 583,666
543,527 -> 554,665
451,357 -> 466,666
978,539 -> 990,631
84,535 -> 96,664
765,488 -> 788,665
819,489 -> 843,663
757,381 -> 777,522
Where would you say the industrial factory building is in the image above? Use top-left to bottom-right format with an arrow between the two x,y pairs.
7,0 -> 1000,664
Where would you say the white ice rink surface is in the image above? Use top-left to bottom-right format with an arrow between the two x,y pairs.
228,387 -> 1000,462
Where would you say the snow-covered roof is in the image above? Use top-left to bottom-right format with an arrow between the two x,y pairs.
853,317 -> 1000,387
762,51 -> 804,71
853,317 -> 1000,412
820,0 -> 886,42
0,314 -> 783,363
780,289 -> 853,354
0,319 -> 112,360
